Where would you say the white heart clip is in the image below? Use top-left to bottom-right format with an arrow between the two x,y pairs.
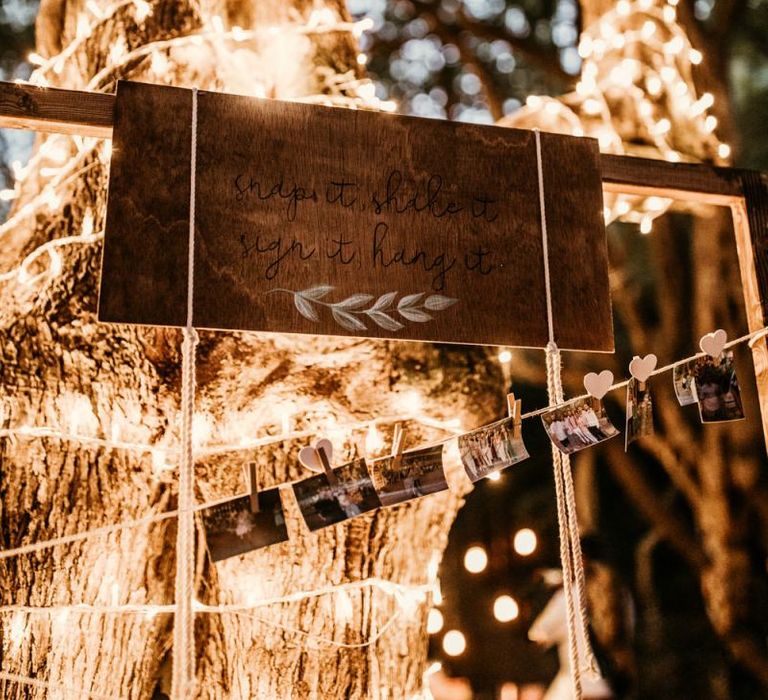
629,354 -> 657,383
298,438 -> 334,473
583,370 -> 614,400
700,329 -> 727,358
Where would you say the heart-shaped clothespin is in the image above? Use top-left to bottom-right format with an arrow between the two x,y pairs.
298,438 -> 334,474
584,370 -> 614,400
629,354 -> 657,383
700,329 -> 727,358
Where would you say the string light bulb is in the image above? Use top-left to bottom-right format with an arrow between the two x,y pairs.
493,595 -> 519,623
442,630 -> 466,656
463,545 -> 488,574
513,528 -> 537,556
427,608 -> 444,634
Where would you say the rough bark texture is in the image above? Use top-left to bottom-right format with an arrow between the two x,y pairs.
0,1 -> 501,698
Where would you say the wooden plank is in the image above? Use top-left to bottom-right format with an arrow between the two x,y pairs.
0,80 -> 757,201
731,172 -> 768,453
98,81 -> 613,350
0,81 -> 113,138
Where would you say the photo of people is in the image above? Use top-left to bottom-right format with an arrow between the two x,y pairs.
625,378 -> 654,449
541,397 -> 619,455
673,360 -> 698,406
293,458 -> 381,532
458,416 -> 529,482
693,350 -> 745,423
370,444 -> 448,507
202,488 -> 289,562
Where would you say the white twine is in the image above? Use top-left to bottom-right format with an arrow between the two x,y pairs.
534,128 -> 598,699
171,86 -> 199,700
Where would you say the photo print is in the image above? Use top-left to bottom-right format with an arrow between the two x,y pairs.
694,350 -> 745,423
458,416 -> 529,482
625,378 -> 654,449
541,396 -> 619,455
292,458 -> 381,532
370,444 -> 448,507
673,360 -> 698,406
202,488 -> 288,562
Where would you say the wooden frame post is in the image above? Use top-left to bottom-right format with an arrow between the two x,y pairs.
1,81 -> 767,450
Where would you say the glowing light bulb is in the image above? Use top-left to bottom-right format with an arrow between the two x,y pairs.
365,423 -> 385,457
640,217 -> 653,235
704,115 -> 718,132
646,76 -> 662,96
641,21 -> 656,39
653,118 -> 671,135
28,52 -> 46,66
498,349 -> 512,364
76,13 -> 92,39
689,49 -> 703,65
427,608 -> 444,634
616,0 -> 630,15
664,36 -> 684,55
493,595 -> 519,622
433,585 -> 443,606
335,590 -> 354,625
513,528 -> 537,556
691,93 -> 714,116
9,613 -> 26,648
442,630 -> 466,656
81,208 -> 94,237
662,4 -> 676,21
356,53 -> 367,66
486,471 -> 501,482
718,143 -> 731,159
463,545 -> 488,574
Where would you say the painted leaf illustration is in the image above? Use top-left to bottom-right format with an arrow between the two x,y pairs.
424,295 -> 458,311
398,292 -> 425,309
336,294 -> 375,309
367,311 -> 404,331
294,295 -> 319,322
371,291 -> 398,311
301,285 -> 335,300
398,308 -> 432,322
332,308 -> 367,331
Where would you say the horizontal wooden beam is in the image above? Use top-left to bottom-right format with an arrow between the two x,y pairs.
0,81 -> 114,138
0,80 -> 754,201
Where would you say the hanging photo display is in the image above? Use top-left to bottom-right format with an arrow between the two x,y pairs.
693,351 -> 745,423
458,416 -> 529,482
369,444 -> 448,507
541,396 -> 619,455
292,458 -> 381,532
625,378 -> 654,449
201,489 -> 288,562
673,359 -> 699,406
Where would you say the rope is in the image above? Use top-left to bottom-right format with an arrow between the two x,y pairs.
534,128 -> 599,698
171,86 -> 199,700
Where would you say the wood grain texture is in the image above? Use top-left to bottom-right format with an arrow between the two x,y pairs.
731,171 -> 768,453
0,81 -> 113,138
99,81 -> 613,351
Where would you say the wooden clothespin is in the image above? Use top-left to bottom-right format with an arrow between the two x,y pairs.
315,442 -> 339,488
391,422 -> 405,468
507,393 -> 523,439
244,461 -> 259,513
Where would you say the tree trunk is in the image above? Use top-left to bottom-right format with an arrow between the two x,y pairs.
0,1 -> 500,697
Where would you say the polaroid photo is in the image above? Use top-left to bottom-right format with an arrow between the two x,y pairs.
541,396 -> 620,455
370,444 -> 448,507
625,378 -> 654,450
458,416 -> 529,482
202,488 -> 288,562
673,360 -> 698,406
292,458 -> 381,532
693,350 -> 745,423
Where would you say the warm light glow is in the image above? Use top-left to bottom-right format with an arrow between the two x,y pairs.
640,217 -> 653,235
513,528 -> 537,556
498,349 -> 512,363
427,608 -> 444,634
463,545 -> 488,574
493,595 -> 520,623
486,471 -> 501,482
442,630 -> 466,656
365,423 -> 385,456
718,143 -> 731,159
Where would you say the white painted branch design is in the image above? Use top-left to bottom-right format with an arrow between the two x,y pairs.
268,286 -> 458,332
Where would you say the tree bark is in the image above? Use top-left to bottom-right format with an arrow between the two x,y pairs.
0,1 -> 500,698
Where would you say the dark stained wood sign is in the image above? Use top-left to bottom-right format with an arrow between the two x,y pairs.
99,81 -> 613,350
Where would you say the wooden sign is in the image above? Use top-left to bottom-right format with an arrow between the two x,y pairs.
99,81 -> 613,350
